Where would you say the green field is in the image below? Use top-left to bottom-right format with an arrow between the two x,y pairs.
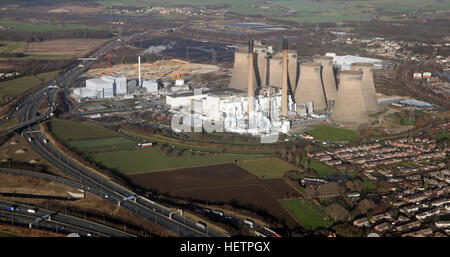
237,157 -> 300,179
92,148 -> 262,174
434,133 -> 450,140
67,137 -> 137,153
94,0 -> 450,23
0,231 -> 18,237
281,199 -> 329,229
0,41 -> 25,54
49,119 -> 265,174
300,156 -> 335,178
0,71 -> 58,98
48,119 -> 120,141
306,125 -> 359,142
0,21 -> 103,32
363,179 -> 377,191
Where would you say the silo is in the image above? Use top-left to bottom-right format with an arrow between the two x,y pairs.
313,56 -> 337,101
331,70 -> 369,124
268,54 -> 283,88
253,45 -> 268,87
351,62 -> 379,114
288,50 -> 298,94
230,50 -> 257,90
294,62 -> 327,111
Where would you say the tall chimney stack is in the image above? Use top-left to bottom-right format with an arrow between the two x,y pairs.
248,40 -> 255,117
281,39 -> 288,117
138,56 -> 142,87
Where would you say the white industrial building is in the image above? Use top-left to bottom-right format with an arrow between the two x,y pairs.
142,79 -> 159,93
74,75 -> 127,99
325,53 -> 384,70
167,88 -> 292,136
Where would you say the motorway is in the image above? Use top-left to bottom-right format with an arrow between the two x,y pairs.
0,33 -> 226,237
0,199 -> 134,237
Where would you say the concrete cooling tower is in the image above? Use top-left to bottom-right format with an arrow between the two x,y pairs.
351,62 -> 379,114
230,50 -> 257,90
288,50 -> 298,94
331,70 -> 369,124
254,45 -> 268,86
294,62 -> 327,111
313,56 -> 337,101
269,54 -> 283,88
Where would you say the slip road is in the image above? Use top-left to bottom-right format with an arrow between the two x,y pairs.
180,241 -> 271,255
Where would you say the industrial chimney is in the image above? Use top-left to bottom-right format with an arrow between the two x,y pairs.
331,70 -> 369,124
248,40 -> 255,116
253,45 -> 268,87
313,56 -> 337,102
351,63 -> 379,114
287,50 -> 298,94
230,48 -> 257,91
138,56 -> 142,87
294,62 -> 327,111
281,39 -> 288,117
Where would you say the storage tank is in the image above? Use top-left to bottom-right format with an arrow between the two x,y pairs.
294,62 -> 327,111
351,63 -> 379,114
313,56 -> 337,101
331,70 -> 369,124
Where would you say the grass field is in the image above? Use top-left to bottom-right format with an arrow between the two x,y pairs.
300,156 -> 335,178
48,119 -> 120,141
0,231 -> 18,237
0,21 -> 103,32
0,71 -> 58,99
67,137 -> 137,153
281,199 -> 329,229
0,41 -> 25,54
96,0 -> 450,23
363,179 -> 377,191
434,133 -> 450,140
306,125 -> 359,142
92,148 -> 262,174
237,157 -> 300,179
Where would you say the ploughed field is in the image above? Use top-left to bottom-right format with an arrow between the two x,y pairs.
127,163 -> 301,228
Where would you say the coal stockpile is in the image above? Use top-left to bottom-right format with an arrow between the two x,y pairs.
132,37 -> 234,63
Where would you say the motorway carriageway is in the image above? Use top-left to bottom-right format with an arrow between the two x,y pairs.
0,199 -> 133,237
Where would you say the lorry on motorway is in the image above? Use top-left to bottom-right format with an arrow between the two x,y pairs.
212,210 -> 224,217
244,218 -> 254,229
195,221 -> 207,230
27,208 -> 37,214
5,206 -> 15,211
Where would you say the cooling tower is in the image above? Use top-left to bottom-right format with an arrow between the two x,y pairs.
351,62 -> 379,114
230,50 -> 257,90
253,45 -> 268,86
294,62 -> 327,111
331,70 -> 369,124
269,54 -> 283,88
313,56 -> 337,101
287,50 -> 298,94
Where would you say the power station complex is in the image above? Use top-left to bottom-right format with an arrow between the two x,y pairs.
73,39 -> 379,138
